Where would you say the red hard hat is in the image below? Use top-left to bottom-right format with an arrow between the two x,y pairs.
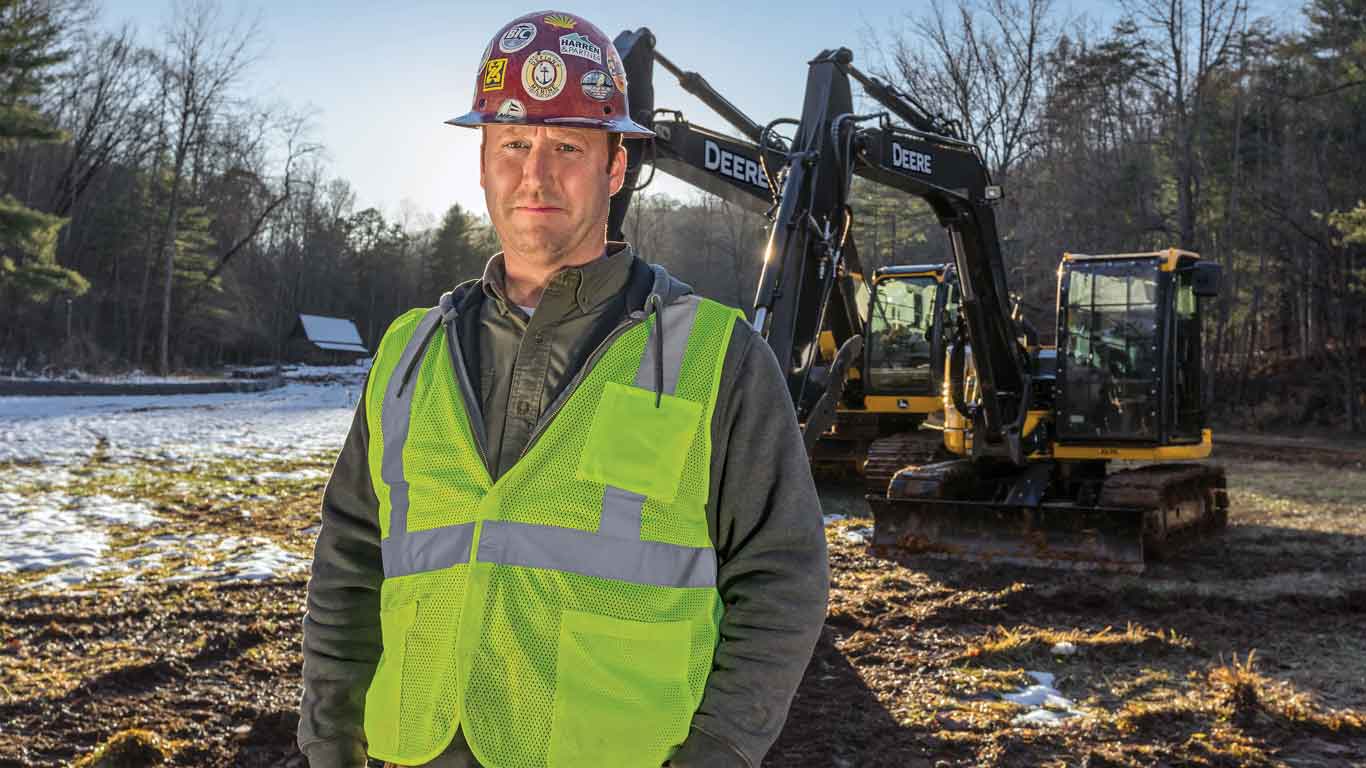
446,11 -> 653,138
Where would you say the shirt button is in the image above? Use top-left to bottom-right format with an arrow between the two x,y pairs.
517,401 -> 531,416
535,333 -> 545,344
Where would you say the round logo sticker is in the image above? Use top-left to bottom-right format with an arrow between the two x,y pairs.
580,69 -> 614,101
495,98 -> 526,122
498,22 -> 537,53
522,50 -> 566,101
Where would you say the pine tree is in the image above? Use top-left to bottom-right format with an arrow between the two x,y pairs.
0,0 -> 86,301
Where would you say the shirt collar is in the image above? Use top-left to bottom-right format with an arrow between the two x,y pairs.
480,242 -> 635,317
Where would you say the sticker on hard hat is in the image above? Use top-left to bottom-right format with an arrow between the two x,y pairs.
482,58 -> 507,92
522,50 -> 567,101
580,69 -> 614,101
558,32 -> 603,65
499,22 -> 537,53
543,13 -> 577,29
495,98 -> 526,122
606,48 -> 627,94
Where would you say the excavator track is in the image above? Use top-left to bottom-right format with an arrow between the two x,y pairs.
1099,463 -> 1229,560
863,431 -> 947,497
868,460 -> 1228,572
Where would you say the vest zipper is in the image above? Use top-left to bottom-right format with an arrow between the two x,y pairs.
443,317 -> 493,478
517,311 -> 647,461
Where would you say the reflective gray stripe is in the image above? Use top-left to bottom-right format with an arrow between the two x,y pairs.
381,308 -> 443,549
599,486 -> 645,539
382,522 -> 476,578
479,520 -> 716,588
633,295 -> 702,395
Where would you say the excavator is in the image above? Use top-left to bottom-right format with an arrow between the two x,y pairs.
610,31 -> 1228,572
607,29 -> 958,488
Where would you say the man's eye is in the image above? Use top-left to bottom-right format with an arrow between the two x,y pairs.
504,141 -> 530,150
558,143 -> 582,153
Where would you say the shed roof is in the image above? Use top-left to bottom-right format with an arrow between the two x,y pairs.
296,314 -> 368,354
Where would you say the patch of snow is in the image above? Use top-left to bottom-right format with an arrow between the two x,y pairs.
1051,641 -> 1077,656
251,468 -> 328,483
1003,671 -> 1086,727
1012,709 -> 1076,726
1003,684 -> 1074,709
0,491 -> 160,582
159,535 -> 308,583
822,513 -> 846,525
842,525 -> 872,544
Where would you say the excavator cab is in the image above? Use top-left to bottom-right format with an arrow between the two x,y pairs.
863,265 -> 957,409
1054,250 -> 1219,451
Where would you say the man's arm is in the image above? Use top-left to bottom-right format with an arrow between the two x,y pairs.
298,393 -> 384,767
671,324 -> 831,767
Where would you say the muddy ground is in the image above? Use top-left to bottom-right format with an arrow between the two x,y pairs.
1,442 -> 1364,767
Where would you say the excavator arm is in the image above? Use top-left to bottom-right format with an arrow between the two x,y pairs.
841,61 -> 1033,462
608,29 -> 784,235
608,31 -> 866,444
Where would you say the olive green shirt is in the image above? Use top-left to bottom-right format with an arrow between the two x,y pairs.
476,245 -> 635,479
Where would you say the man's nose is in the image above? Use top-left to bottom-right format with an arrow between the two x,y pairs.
519,142 -> 555,194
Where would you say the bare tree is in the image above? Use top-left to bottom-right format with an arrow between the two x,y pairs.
1123,0 -> 1246,250
45,25 -> 157,217
152,0 -> 261,373
879,0 -> 1061,178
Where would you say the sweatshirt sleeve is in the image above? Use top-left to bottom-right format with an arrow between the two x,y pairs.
670,323 -> 830,767
297,391 -> 384,768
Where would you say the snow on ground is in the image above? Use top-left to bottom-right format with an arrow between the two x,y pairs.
0,490 -> 162,587
0,380 -> 359,590
0,379 -> 361,466
1003,671 -> 1087,726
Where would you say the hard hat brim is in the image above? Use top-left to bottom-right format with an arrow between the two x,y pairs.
445,110 -> 655,139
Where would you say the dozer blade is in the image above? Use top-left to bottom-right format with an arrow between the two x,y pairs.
866,497 -> 1148,572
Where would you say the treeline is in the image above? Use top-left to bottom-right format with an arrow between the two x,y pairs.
0,0 -> 499,372
2,0 -> 1363,429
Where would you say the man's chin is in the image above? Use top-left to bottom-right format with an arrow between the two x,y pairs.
504,231 -> 575,262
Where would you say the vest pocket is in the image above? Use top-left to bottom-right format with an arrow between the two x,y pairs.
364,600 -> 419,758
576,382 -> 702,504
548,610 -> 692,767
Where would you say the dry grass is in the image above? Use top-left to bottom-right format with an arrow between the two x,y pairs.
68,729 -> 175,767
960,623 -> 1193,668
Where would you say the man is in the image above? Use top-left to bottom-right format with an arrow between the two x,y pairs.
297,11 -> 828,768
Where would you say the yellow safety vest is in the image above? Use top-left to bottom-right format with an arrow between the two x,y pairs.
362,284 -> 742,768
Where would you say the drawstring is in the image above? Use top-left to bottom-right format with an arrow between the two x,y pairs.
649,293 -> 664,408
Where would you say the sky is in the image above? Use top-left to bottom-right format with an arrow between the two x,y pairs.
101,0 -> 1299,227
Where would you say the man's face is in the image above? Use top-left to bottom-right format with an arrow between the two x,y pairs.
481,125 -> 626,266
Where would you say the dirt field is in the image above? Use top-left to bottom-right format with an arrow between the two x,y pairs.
1,441 -> 1363,767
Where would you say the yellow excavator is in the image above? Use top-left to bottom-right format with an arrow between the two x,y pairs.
610,33 -> 1227,572
890,247 -> 1228,570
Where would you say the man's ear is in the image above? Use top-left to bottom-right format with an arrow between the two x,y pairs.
607,142 -> 627,196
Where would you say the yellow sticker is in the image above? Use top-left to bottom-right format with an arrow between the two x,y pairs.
482,57 -> 507,92
543,13 -> 577,29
